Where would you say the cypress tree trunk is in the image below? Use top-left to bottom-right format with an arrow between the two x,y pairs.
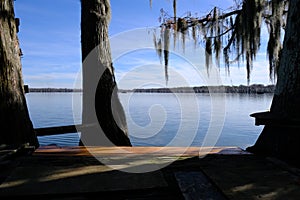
247,0 -> 300,166
0,0 -> 39,147
80,0 -> 131,146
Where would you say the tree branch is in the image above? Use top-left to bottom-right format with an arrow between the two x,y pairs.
160,9 -> 241,27
223,12 -> 241,51
198,9 -> 241,24
207,26 -> 235,39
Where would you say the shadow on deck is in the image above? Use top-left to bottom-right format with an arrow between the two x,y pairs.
1,146 -> 300,199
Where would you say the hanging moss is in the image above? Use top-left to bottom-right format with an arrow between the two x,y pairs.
223,0 -> 265,83
213,8 -> 221,68
151,0 -> 288,85
153,30 -> 162,64
164,27 -> 171,84
177,17 -> 188,50
177,18 -> 188,32
157,39 -> 163,63
205,37 -> 212,71
153,32 -> 160,60
223,48 -> 230,74
267,0 -> 285,81
214,37 -> 221,68
173,24 -> 178,50
192,25 -> 197,47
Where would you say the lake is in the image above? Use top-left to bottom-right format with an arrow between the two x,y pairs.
25,92 -> 273,149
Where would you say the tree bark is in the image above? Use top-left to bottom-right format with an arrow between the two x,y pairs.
0,0 -> 39,147
80,0 -> 131,146
247,0 -> 300,166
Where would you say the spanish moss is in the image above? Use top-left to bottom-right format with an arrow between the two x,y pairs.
205,37 -> 212,74
153,31 -> 163,64
177,17 -> 188,51
164,26 -> 171,84
266,0 -> 286,81
151,0 -> 288,85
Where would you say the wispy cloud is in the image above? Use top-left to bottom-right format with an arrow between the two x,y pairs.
24,72 -> 81,88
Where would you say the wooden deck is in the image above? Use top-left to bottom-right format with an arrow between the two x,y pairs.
1,146 -> 300,199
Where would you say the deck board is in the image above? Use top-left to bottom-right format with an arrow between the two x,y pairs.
33,146 -> 250,156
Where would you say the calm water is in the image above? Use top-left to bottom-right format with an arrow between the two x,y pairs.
25,92 -> 273,149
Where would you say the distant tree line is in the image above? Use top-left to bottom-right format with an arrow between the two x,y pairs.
28,84 -> 275,94
28,88 -> 82,93
121,84 -> 275,94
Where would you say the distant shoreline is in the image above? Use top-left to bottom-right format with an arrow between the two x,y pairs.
28,88 -> 82,93
28,84 -> 275,94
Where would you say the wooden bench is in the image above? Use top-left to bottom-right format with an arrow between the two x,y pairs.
250,111 -> 300,127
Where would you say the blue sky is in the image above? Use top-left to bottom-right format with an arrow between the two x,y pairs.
14,0 -> 274,89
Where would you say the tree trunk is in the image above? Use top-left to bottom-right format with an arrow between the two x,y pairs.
0,0 -> 39,148
80,0 -> 131,146
247,0 -> 300,166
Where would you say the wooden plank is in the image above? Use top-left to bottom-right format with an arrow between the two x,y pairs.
34,124 -> 96,136
33,146 -> 250,157
34,125 -> 78,136
250,111 -> 300,127
175,171 -> 226,200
